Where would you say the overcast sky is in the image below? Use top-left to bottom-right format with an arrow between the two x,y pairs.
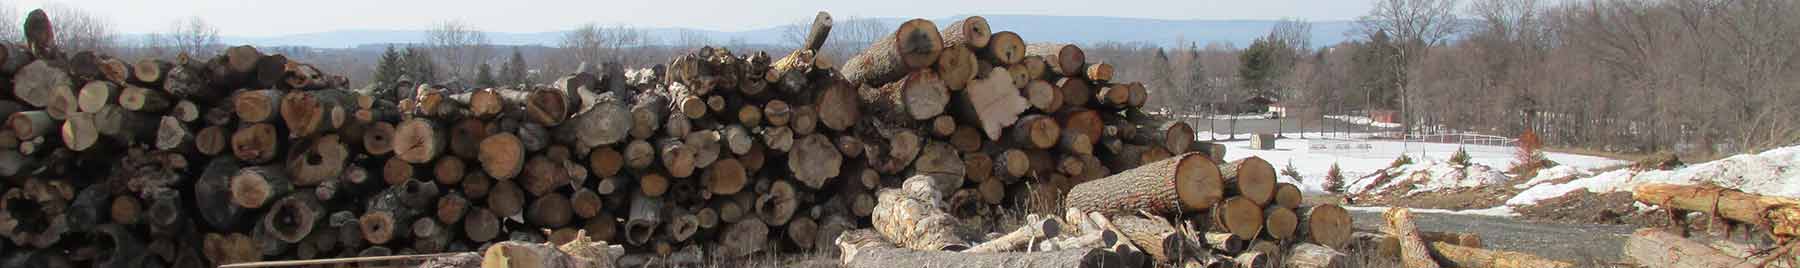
10,0 -> 1373,36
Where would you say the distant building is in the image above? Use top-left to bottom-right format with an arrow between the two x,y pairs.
1368,109 -> 1400,124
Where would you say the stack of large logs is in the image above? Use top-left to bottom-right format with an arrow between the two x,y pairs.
0,10 -> 1244,268
1622,183 -> 1800,268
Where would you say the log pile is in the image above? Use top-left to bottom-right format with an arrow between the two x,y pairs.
0,11 -> 1232,268
1623,183 -> 1800,268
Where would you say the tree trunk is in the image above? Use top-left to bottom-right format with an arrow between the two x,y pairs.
1222,157 -> 1277,206
840,229 -> 1122,268
1383,208 -> 1441,268
843,19 -> 943,87
1026,43 -> 1086,77
1633,183 -> 1800,238
279,89 -> 355,138
1064,153 -> 1222,217
75,81 -> 119,113
1623,228 -> 1757,268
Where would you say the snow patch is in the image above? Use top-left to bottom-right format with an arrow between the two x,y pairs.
1325,115 -> 1401,128
1508,146 -> 1800,205
1345,161 -> 1510,196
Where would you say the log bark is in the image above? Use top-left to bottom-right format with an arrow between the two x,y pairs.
1222,157 -> 1277,206
839,229 -> 1122,268
1623,228 -> 1757,268
1382,208 -> 1441,268
1064,153 -> 1223,217
195,158 -> 249,229
1285,243 -> 1347,268
951,67 -> 1029,140
843,19 -> 943,87
1633,183 -> 1800,238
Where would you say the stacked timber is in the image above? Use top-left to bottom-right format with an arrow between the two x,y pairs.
1622,183 -> 1800,268
0,10 -> 1229,268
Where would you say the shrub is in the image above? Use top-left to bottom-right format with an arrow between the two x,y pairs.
1449,147 -> 1472,167
1512,129 -> 1549,177
1389,154 -> 1413,169
1324,163 -> 1346,194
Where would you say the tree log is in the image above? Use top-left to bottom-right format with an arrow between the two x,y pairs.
872,174 -> 969,251
229,165 -> 291,209
791,134 -> 843,188
1064,152 -> 1222,217
940,16 -> 991,49
262,194 -> 324,243
1027,43 -> 1086,77
1263,206 -> 1298,240
839,229 -> 1121,268
624,193 -> 661,246
479,132 -> 525,180
1623,228 -> 1756,268
1223,157 -> 1277,206
981,31 -> 1026,66
13,61 -> 72,109
1383,207 -> 1441,268
1432,241 -> 1573,268
280,89 -> 355,138
843,19 -> 942,87
285,134 -> 348,186
1633,183 -> 1800,238
952,67 -> 1029,140
864,69 -> 949,122
1213,196 -> 1264,240
937,45 -> 980,91
1300,205 -> 1354,249
393,118 -> 446,164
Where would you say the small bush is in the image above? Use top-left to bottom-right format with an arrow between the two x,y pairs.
1449,147 -> 1472,167
1389,154 -> 1413,169
1281,161 -> 1303,182
1324,163 -> 1346,194
1512,129 -> 1549,177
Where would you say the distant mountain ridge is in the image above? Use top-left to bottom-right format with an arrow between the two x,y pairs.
200,15 -> 1357,49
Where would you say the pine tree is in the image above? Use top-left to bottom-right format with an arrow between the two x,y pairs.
373,46 -> 404,89
476,63 -> 496,88
1324,163 -> 1345,194
1281,161 -> 1302,182
1239,35 -> 1286,97
401,47 -> 438,86
500,48 -> 529,86
1184,44 -> 1208,114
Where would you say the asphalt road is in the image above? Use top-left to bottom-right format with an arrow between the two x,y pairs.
1350,210 -> 1637,266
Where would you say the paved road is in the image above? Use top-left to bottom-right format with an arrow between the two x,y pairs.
1350,210 -> 1637,266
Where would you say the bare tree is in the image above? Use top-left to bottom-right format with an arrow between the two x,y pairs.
561,23 -> 608,67
44,3 -> 119,54
425,20 -> 492,84
0,2 -> 18,42
1359,0 -> 1464,51
674,29 -> 712,50
144,16 -> 224,58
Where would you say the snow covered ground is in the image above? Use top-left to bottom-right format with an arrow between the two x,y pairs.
1212,133 -> 1627,194
1507,146 -> 1800,205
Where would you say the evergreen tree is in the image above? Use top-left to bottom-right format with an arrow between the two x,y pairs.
1239,35 -> 1289,97
373,46 -> 404,89
1183,44 -> 1208,113
1324,163 -> 1345,194
1149,48 -> 1176,104
1352,31 -> 1403,110
476,63 -> 496,88
401,47 -> 438,85
499,48 -> 529,86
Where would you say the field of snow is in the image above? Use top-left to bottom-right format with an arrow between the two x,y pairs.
1213,133 -> 1627,194
1507,146 -> 1800,205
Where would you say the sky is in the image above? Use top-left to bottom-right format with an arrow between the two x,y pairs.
7,0 -> 1373,36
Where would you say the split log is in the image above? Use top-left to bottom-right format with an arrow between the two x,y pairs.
951,67 -> 1029,140
1300,205 -> 1354,249
1026,43 -> 1086,77
1623,228 -> 1756,268
1632,183 -> 1800,238
1222,157 -> 1277,206
838,229 -> 1122,268
1064,153 -> 1222,217
843,18 -> 942,87
1382,208 -> 1440,268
